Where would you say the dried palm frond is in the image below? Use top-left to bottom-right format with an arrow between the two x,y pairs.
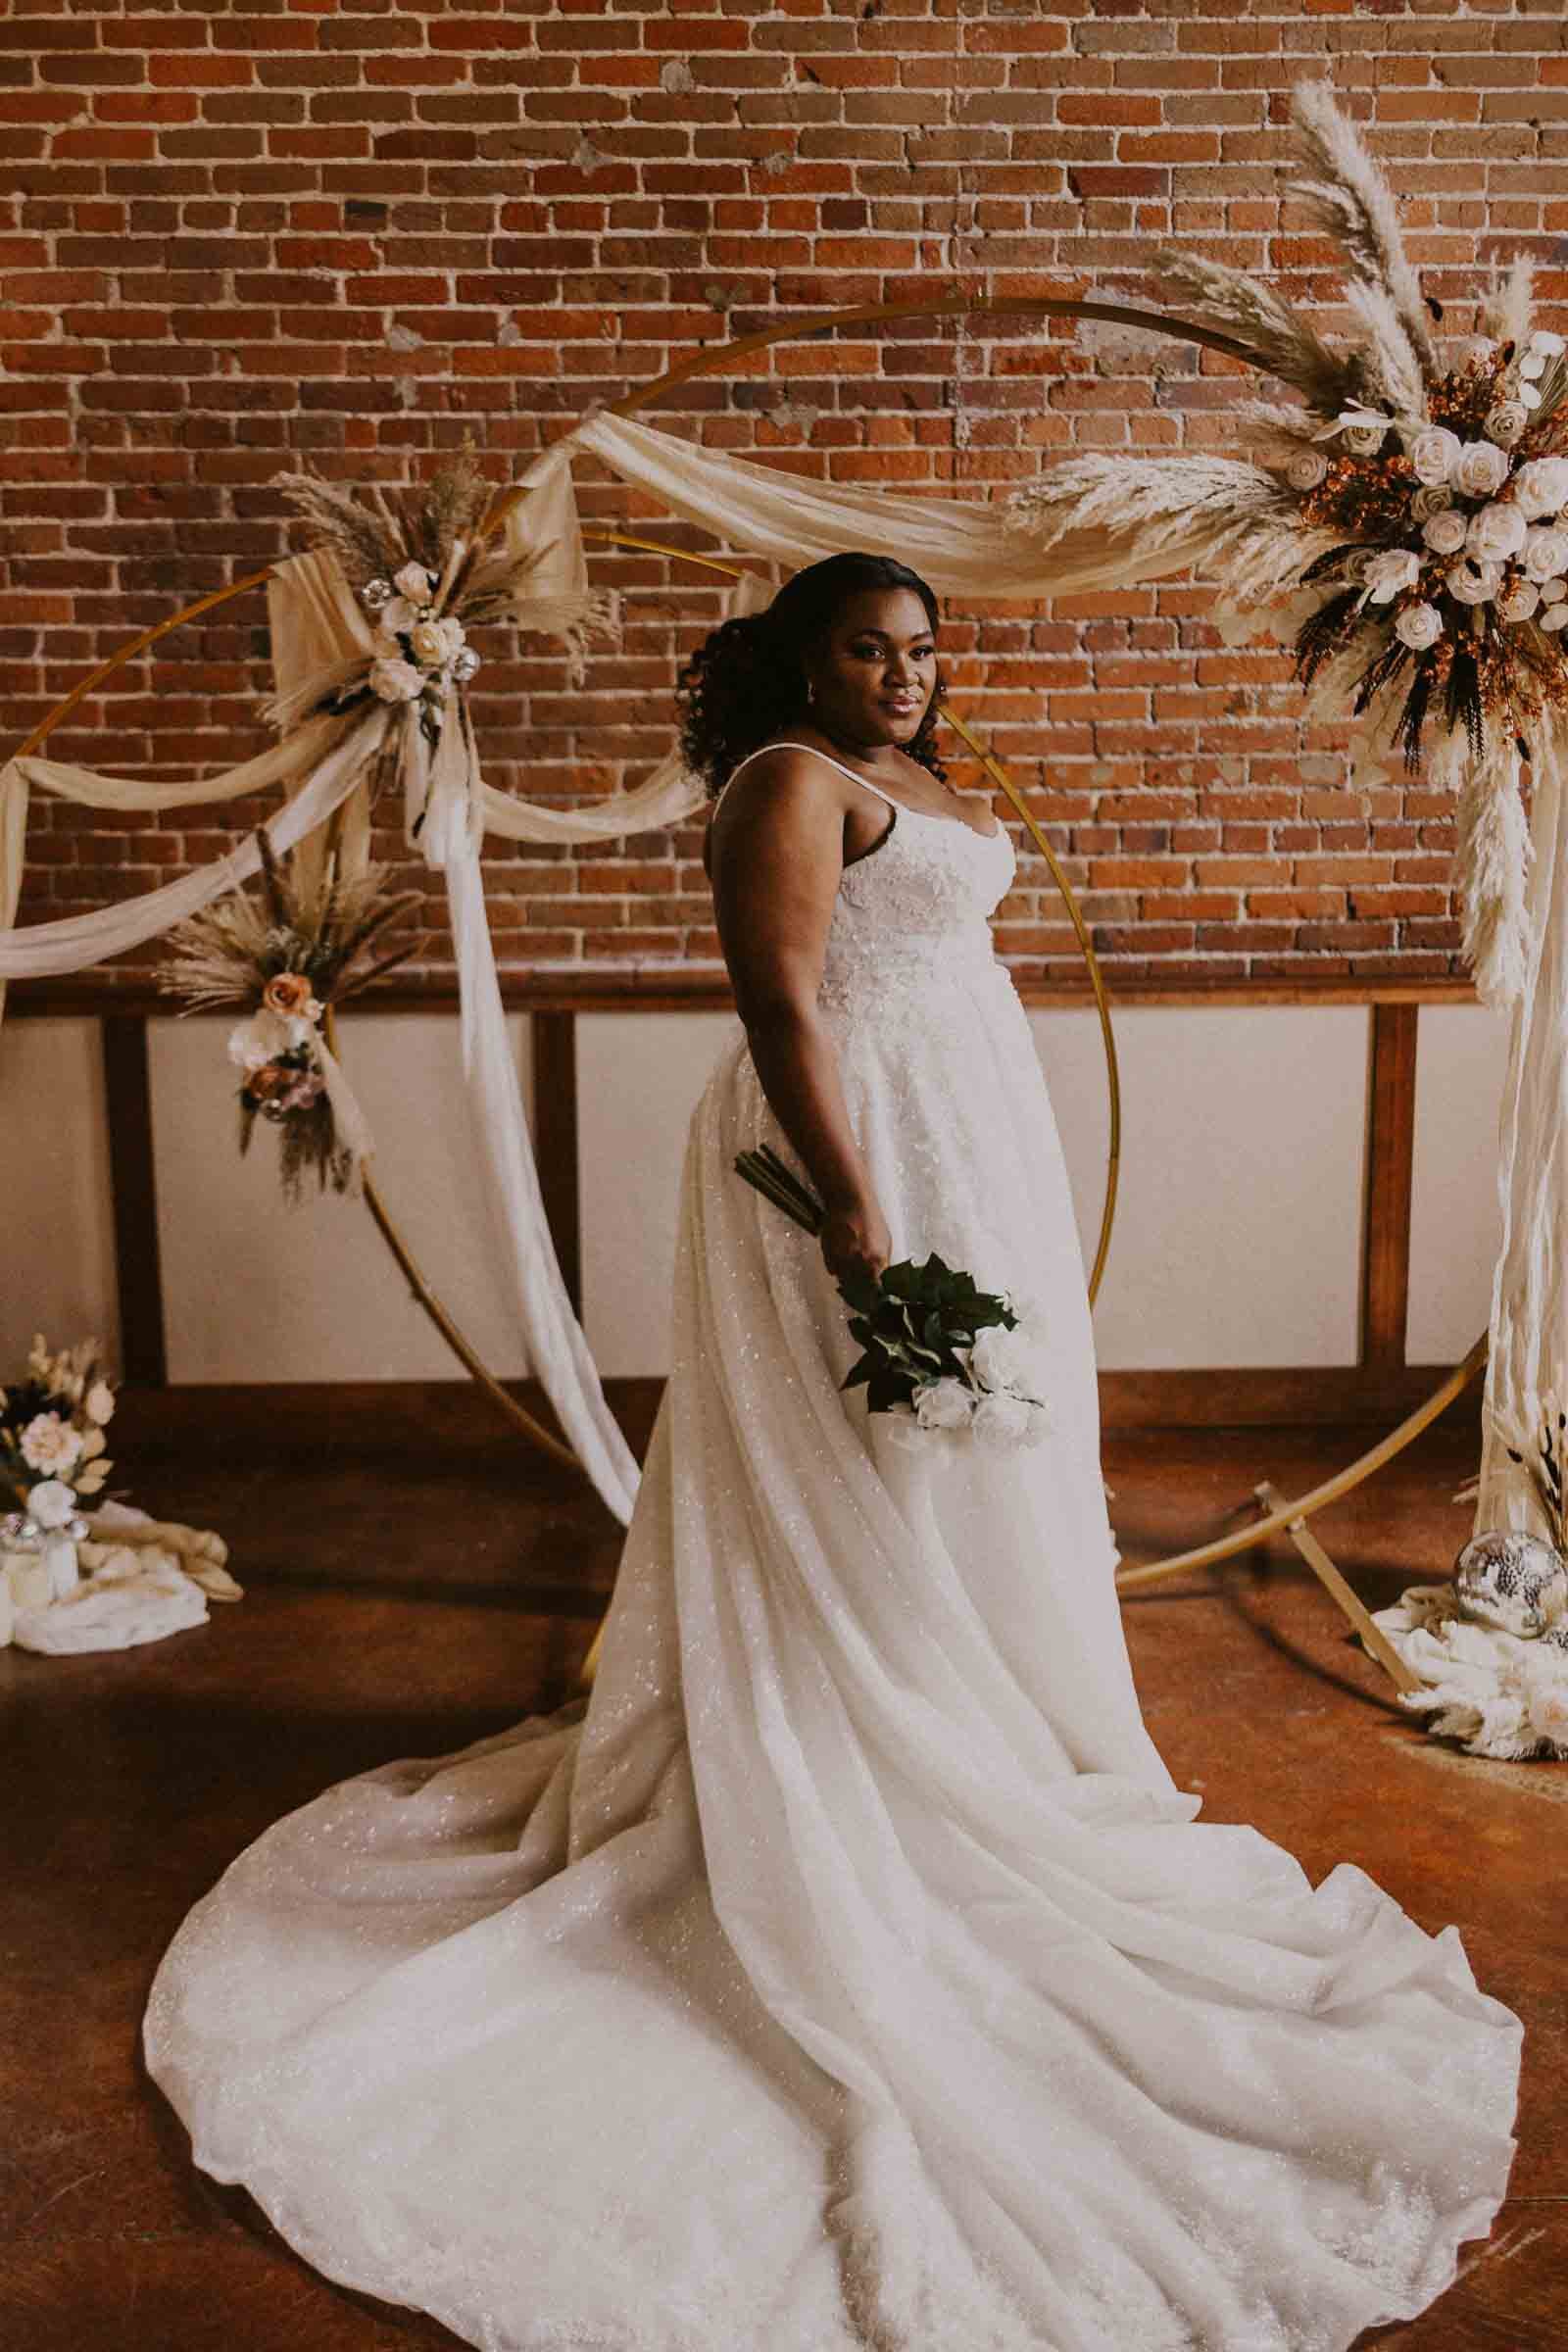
158,840 -> 421,1011
1007,452 -> 1294,563
1285,78 -> 1438,380
423,439 -> 492,564
1150,245 -> 1357,416
1480,251 -> 1536,352
272,467 -> 408,587
1340,274 -> 1429,426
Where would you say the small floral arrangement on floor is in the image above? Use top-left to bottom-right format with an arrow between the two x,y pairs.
735,1144 -> 1053,1452
158,829 -> 422,1202
1372,1380 -> 1568,1762
264,438 -> 618,759
1,1336 -> 116,1598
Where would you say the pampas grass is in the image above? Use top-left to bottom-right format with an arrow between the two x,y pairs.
1149,245 -> 1357,416
1285,77 -> 1439,378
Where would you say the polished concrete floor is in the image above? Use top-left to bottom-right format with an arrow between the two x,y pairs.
2,1387 -> 1562,2351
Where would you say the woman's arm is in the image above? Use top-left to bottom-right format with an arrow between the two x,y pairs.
708,755 -> 892,1282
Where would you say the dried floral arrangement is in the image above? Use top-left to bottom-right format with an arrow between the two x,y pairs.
1004,76 -> 1566,1007
1,1334 -> 115,1518
265,438 -> 618,761
158,830 -> 422,1202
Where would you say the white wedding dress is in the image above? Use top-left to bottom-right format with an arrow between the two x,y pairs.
144,749 -> 1523,2352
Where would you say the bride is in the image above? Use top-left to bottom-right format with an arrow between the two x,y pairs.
144,553 -> 1523,2352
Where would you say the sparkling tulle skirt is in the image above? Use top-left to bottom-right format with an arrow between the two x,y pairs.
144,948 -> 1522,2351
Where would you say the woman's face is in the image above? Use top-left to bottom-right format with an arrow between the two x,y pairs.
805,587 -> 938,749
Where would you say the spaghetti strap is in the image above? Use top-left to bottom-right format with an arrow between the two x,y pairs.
725,740 -> 902,810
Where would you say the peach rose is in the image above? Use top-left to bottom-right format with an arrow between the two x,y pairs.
262,971 -> 319,1019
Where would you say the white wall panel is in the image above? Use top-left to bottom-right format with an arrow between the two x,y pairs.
1027,1004 -> 1368,1369
577,1011 -> 736,1377
1406,1001 -> 1512,1363
8,999 -> 1487,1388
150,1012 -> 535,1382
0,1018 -> 120,1371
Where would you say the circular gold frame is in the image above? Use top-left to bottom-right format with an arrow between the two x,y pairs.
5,290 -> 1486,1618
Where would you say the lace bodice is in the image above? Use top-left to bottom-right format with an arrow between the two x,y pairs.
724,741 -> 1017,1014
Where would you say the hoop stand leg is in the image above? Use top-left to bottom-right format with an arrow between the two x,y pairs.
1251,1479 -> 1422,1697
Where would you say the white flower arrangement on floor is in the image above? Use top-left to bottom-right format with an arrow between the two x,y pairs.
0,1334 -> 240,1656
1374,1386 -> 1568,1762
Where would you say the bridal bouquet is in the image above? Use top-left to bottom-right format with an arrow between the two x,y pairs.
158,829 -> 422,1201
735,1145 -> 1053,1452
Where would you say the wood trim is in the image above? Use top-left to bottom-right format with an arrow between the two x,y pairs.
5,972 -> 1482,1020
532,1009 -> 581,1317
100,1014 -> 168,1387
1361,1002 -> 1419,1372
105,1366 -> 1482,1446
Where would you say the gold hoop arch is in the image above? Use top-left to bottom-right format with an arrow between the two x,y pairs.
3,290 -> 1489,1608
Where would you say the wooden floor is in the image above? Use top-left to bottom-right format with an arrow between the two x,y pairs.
2,1385 -> 1562,2351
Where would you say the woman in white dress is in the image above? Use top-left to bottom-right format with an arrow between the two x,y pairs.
144,554 -> 1524,2352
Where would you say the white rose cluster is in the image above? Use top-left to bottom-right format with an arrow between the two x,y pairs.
888,1310 -> 1054,1457
360,563 -> 483,715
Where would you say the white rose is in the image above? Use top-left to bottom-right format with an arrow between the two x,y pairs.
393,561 -> 435,606
1513,458 -> 1568,518
1421,509 -> 1468,556
84,1381 -> 115,1426
1408,426 -> 1462,486
1409,483 -> 1454,521
1497,579 -> 1542,623
410,615 -> 466,667
1485,401 -> 1530,446
24,1477 -> 79,1529
1446,559 -> 1501,607
968,1324 -> 1031,1393
913,1376 -> 975,1432
1286,449 -> 1329,491
1453,439 -> 1510,499
225,1008 -> 294,1073
368,656 -> 424,704
1365,548 -> 1422,603
20,1414 -> 82,1477
970,1391 -> 1037,1452
1461,336 -> 1496,368
1467,500 -> 1528,563
1344,422 -> 1388,458
1522,524 -> 1568,583
374,598 -> 421,640
1394,601 -> 1445,651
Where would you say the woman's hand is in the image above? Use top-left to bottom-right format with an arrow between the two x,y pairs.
819,1193 -> 892,1289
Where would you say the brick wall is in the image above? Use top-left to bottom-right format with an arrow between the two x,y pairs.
3,0 -> 1565,991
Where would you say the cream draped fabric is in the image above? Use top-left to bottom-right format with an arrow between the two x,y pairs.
0,407 -> 1564,1553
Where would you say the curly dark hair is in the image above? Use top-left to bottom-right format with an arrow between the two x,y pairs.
674,552 -> 950,799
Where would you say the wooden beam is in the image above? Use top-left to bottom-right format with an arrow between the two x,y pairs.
100,1013 -> 168,1388
531,1009 -> 581,1318
1361,1001 -> 1420,1371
